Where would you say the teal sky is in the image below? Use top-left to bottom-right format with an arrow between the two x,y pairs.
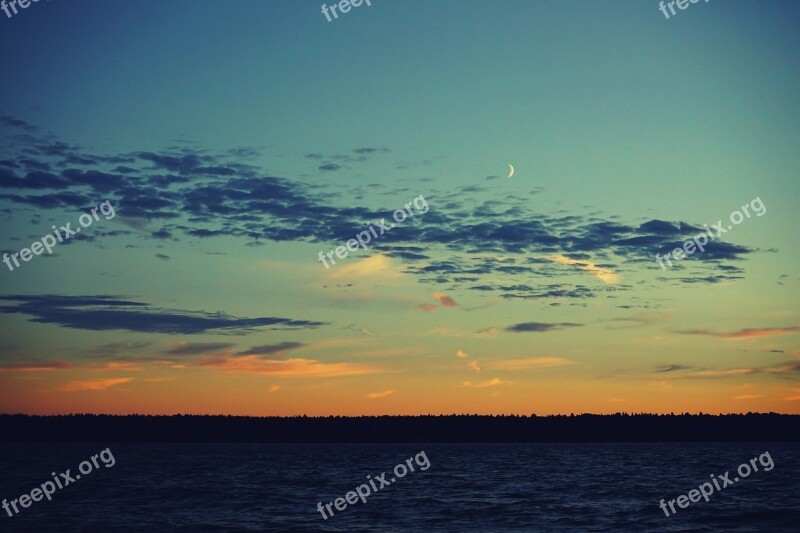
1,0 -> 798,415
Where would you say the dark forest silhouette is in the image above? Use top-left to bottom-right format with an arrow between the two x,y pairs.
1,413 -> 798,442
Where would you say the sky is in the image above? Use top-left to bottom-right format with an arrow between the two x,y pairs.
0,0 -> 798,415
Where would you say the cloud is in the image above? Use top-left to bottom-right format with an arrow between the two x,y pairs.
733,394 -> 764,400
325,255 -> 396,280
269,385 -> 281,393
0,117 -> 763,305
429,327 -> 464,337
462,378 -> 503,388
475,327 -> 499,338
546,254 -> 619,284
489,356 -> 578,370
467,360 -> 481,373
456,349 -> 468,358
235,341 -> 306,357
0,359 -> 72,372
60,377 -> 133,392
433,293 -> 458,307
196,356 -> 380,377
166,342 -> 234,355
653,361 -> 800,380
365,389 -> 396,399
785,389 -> 800,401
505,322 -> 583,333
352,147 -> 390,155
88,341 -> 152,357
0,294 -> 327,335
654,364 -> 695,373
416,304 -> 438,312
674,327 -> 799,340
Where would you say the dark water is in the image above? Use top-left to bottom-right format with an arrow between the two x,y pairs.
0,443 -> 797,531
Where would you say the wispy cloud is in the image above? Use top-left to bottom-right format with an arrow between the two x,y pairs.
325,255 -> 397,280
196,356 -> 380,377
674,326 -> 799,340
462,378 -> 504,388
456,349 -> 468,358
365,389 -> 396,399
166,342 -> 234,355
0,359 -> 71,372
785,388 -> 800,401
489,356 -> 578,371
235,342 -> 305,357
467,360 -> 481,373
60,377 -> 133,392
0,295 -> 327,335
733,394 -> 764,400
654,364 -> 695,373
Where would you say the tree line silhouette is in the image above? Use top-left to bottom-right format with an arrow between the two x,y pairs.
1,413 -> 797,442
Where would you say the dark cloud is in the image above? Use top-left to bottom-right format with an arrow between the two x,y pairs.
0,116 -> 764,304
235,341 -> 305,357
0,358 -> 71,371
0,295 -> 327,335
87,341 -> 153,357
505,322 -> 583,333
0,115 -> 37,132
166,343 -> 234,355
654,364 -> 694,373
352,147 -> 390,154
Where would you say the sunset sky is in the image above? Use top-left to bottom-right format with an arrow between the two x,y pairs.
1,0 -> 798,415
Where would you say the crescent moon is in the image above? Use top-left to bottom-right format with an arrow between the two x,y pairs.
507,164 -> 515,178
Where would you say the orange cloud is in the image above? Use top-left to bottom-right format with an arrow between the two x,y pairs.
546,254 -> 619,284
365,389 -> 396,399
0,360 -> 72,372
733,394 -> 764,400
416,304 -> 438,312
99,362 -> 143,371
467,360 -> 481,373
462,378 -> 503,388
489,357 -> 578,371
197,356 -> 380,377
433,293 -> 458,307
676,327 -> 799,340
785,389 -> 800,401
456,350 -> 468,358
60,377 -> 133,392
325,254 -> 397,280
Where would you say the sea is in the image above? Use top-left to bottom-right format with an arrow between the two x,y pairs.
0,442 -> 798,531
